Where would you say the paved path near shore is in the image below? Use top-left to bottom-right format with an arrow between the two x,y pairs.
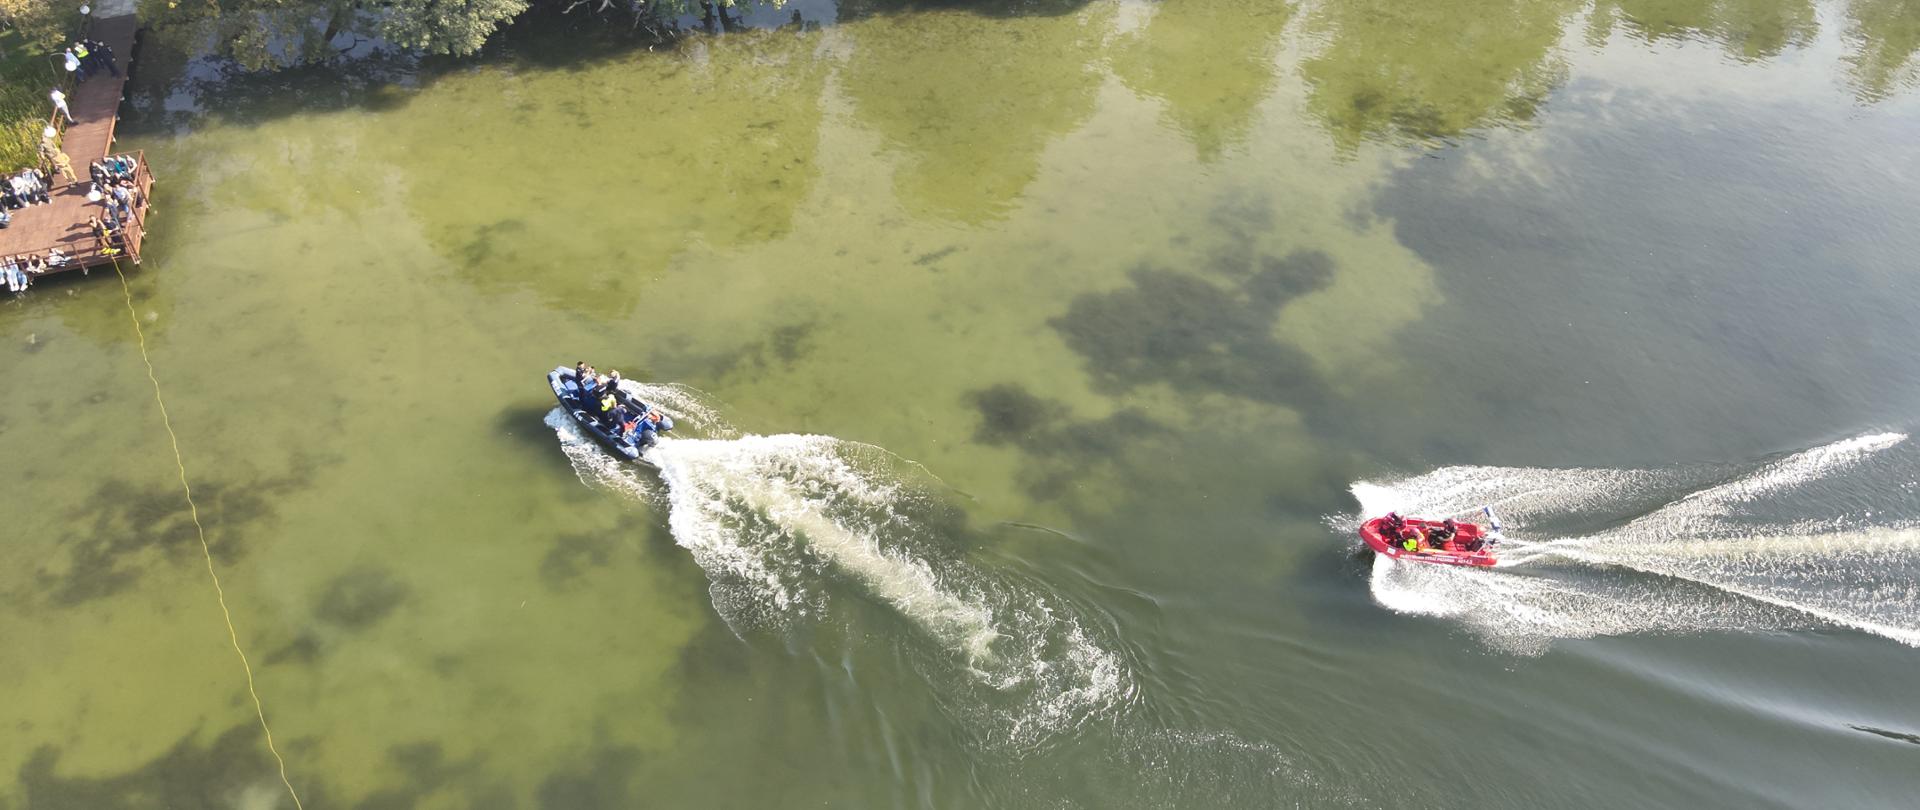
0,13 -> 139,265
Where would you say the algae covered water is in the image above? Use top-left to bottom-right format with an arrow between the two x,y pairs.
4,0 -> 1920,806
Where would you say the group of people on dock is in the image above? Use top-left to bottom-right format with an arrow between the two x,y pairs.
0,169 -> 54,213
74,154 -> 143,260
0,150 -> 143,293
3,250 -> 70,293
89,154 -> 144,235
573,362 -> 674,448
61,38 -> 120,85
0,24 -> 145,290
48,38 -> 121,127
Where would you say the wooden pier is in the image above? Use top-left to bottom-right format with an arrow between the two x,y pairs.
0,12 -> 152,279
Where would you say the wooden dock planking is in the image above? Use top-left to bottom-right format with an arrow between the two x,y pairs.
0,13 -> 152,277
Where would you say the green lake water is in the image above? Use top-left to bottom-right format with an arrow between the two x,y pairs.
4,0 -> 1920,806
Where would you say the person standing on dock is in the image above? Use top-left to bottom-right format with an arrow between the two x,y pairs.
70,40 -> 90,79
50,88 -> 73,124
48,147 -> 76,183
87,40 -> 119,78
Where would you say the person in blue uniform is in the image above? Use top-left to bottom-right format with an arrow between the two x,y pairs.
632,408 -> 673,448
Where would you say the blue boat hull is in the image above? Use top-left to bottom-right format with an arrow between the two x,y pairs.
547,366 -> 655,467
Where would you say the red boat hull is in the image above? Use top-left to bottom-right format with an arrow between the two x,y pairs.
1360,516 -> 1498,567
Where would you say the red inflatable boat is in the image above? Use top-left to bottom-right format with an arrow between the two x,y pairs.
1360,512 -> 1499,567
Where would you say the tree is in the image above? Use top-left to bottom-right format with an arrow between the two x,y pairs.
1843,0 -> 1920,101
369,0 -> 531,55
144,0 -> 534,69
0,0 -> 73,55
1301,0 -> 1580,151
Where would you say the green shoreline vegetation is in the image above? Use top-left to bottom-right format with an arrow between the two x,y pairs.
0,0 -> 75,171
140,0 -> 784,70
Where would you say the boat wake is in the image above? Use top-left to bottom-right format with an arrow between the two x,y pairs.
1346,432 -> 1920,653
544,404 -> 1131,752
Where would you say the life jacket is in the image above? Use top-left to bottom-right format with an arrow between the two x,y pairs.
601,393 -> 617,411
74,43 -> 89,59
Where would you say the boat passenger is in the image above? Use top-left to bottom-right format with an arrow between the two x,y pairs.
1428,519 -> 1457,550
1399,527 -> 1421,553
634,408 -> 674,448
606,370 -> 622,391
598,389 -> 618,416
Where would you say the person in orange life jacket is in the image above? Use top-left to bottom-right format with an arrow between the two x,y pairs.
632,408 -> 673,449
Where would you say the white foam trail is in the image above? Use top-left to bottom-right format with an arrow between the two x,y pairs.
1351,432 -> 1918,652
614,380 -> 739,438
544,408 -> 660,501
1349,465 -> 1670,531
1666,432 -> 1905,516
546,411 -> 1129,750
650,435 -> 1001,658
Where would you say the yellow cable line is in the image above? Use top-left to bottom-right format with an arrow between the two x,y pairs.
110,256 -> 306,810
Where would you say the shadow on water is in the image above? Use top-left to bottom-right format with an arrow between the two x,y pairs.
17,720 -> 659,809
17,725 -> 323,810
353,742 -> 510,810
263,564 -> 413,667
541,529 -> 622,591
497,404 -> 583,460
666,319 -> 823,385
966,383 -> 1157,500
1048,249 -> 1337,422
532,741 -> 645,810
837,0 -> 1093,20
33,467 -> 312,607
314,563 -> 411,629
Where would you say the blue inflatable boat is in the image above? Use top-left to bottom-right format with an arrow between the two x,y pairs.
546,366 -> 667,467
